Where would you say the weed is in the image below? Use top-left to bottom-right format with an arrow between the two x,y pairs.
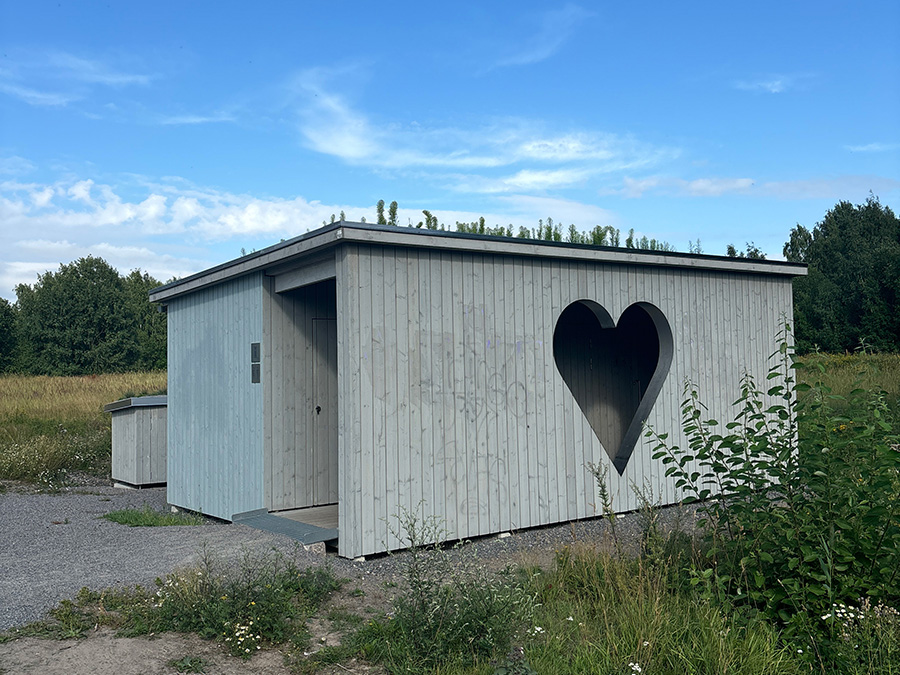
524,544 -> 803,675
101,505 -> 205,527
30,549 -> 341,660
169,655 -> 209,673
326,609 -> 364,632
586,461 -> 623,557
354,506 -> 536,674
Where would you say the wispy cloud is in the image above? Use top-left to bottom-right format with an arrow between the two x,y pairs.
734,76 -> 791,93
0,81 -> 76,106
0,49 -> 152,107
845,142 -> 900,153
615,174 -> 900,200
157,111 -> 236,125
0,155 -> 36,175
757,176 -> 900,199
288,67 -> 677,193
733,72 -> 815,94
612,175 -> 755,198
684,177 -> 755,196
43,52 -> 152,86
491,4 -> 594,69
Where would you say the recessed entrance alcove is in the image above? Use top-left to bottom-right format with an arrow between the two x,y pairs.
553,301 -> 674,474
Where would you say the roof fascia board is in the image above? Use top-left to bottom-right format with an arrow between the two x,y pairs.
339,226 -> 807,277
149,226 -> 344,302
150,221 -> 806,303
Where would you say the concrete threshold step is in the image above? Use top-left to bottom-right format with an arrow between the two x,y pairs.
232,509 -> 338,545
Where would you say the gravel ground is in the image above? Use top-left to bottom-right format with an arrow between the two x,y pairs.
0,477 -> 698,632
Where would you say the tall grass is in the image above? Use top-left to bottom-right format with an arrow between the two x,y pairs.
520,545 -> 804,675
0,371 -> 166,484
795,352 -> 900,400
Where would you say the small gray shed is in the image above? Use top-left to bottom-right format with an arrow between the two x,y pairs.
149,222 -> 806,558
104,395 -> 168,487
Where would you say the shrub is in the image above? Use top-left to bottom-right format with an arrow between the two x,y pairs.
649,325 -> 900,665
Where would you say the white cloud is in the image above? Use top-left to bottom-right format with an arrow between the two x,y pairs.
621,176 -> 663,198
491,4 -> 593,69
734,76 -> 792,93
0,49 -> 152,108
612,175 -> 755,197
289,69 -> 677,185
845,142 -> 900,153
757,176 -> 900,199
0,155 -> 36,175
496,194 -> 619,228
157,112 -> 236,125
43,52 -> 152,86
684,177 -> 754,196
0,81 -> 76,106
0,174 -> 365,244
613,174 -> 900,200
2,242 -> 210,298
0,261 -> 60,296
449,167 -> 595,194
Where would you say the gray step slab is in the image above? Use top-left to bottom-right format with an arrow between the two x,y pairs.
232,509 -> 338,544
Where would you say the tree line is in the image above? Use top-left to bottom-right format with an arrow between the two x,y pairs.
0,256 -> 166,375
1,196 -> 896,376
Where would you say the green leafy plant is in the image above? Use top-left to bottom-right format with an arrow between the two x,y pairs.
649,324 -> 900,665
169,655 -> 209,673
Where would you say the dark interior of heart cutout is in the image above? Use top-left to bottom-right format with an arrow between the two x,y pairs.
553,301 -> 673,475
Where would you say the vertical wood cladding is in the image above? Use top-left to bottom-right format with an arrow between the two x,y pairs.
337,243 -> 793,557
166,273 -> 264,520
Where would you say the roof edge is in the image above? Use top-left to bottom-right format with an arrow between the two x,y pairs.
150,221 -> 807,303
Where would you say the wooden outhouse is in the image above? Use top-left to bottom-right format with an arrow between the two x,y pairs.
149,222 -> 806,558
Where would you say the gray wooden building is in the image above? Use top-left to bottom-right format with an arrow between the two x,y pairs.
149,222 -> 806,558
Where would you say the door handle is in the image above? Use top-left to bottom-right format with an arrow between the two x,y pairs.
315,405 -> 321,415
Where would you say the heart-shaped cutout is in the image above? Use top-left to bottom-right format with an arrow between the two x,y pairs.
553,301 -> 673,475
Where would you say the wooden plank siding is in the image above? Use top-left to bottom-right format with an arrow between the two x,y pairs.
110,404 -> 167,486
263,278 -> 338,512
336,243 -> 795,558
166,273 -> 265,520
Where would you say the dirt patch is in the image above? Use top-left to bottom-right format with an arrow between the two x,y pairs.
0,630 -> 294,675
0,589 -> 392,675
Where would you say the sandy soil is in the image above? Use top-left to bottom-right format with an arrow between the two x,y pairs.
0,584 -> 388,675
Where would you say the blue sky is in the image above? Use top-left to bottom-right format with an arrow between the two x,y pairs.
1,0 -> 898,300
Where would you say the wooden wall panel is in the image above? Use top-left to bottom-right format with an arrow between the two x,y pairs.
334,244 -> 795,558
167,273 -> 264,521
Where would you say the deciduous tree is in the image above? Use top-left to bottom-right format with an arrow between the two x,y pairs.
785,196 -> 900,352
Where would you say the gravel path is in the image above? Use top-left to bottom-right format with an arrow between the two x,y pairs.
0,480 -> 698,632
0,484 -> 311,631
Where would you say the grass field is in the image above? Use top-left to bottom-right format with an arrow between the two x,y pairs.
797,351 -> 900,399
0,371 -> 166,485
0,353 -> 896,485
